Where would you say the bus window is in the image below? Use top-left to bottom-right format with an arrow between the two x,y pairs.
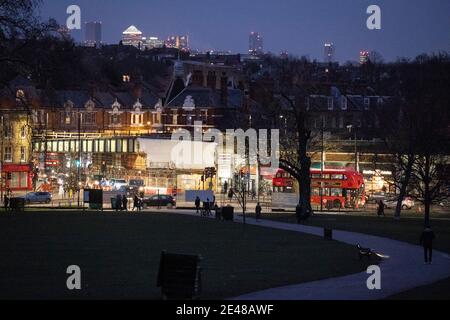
331,188 -> 341,196
331,174 -> 344,180
312,188 -> 320,196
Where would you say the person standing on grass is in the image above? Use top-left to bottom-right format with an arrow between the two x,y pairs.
420,226 -> 435,264
195,196 -> 201,213
255,202 -> 262,221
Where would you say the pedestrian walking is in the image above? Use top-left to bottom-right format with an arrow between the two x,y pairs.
138,197 -> 143,211
195,196 -> 201,213
122,194 -> 128,212
115,194 -> 122,211
3,194 -> 9,212
203,198 -> 211,216
255,202 -> 262,221
133,195 -> 139,211
228,189 -> 233,202
420,226 -> 436,264
223,181 -> 228,194
377,200 -> 385,217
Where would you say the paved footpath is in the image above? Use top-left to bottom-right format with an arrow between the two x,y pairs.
173,209 -> 450,300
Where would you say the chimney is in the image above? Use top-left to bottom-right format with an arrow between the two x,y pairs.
88,81 -> 96,99
220,76 -> 228,106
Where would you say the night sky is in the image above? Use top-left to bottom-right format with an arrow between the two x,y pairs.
39,0 -> 450,63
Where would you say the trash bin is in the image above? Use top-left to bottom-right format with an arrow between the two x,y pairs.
111,197 -> 117,210
324,228 -> 333,240
222,206 -> 234,221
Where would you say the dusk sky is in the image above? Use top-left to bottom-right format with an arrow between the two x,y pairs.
40,0 -> 450,62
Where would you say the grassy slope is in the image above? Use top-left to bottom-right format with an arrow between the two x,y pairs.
0,212 -> 374,299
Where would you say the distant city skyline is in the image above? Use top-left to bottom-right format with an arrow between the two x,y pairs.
40,0 -> 450,62
84,21 -> 102,47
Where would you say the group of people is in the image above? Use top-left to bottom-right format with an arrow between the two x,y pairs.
114,194 -> 144,212
194,195 -> 263,221
195,196 -> 216,216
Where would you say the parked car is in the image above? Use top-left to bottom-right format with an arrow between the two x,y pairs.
384,196 -> 415,210
128,179 -> 145,195
367,192 -> 392,204
110,179 -> 127,191
143,195 -> 176,208
23,192 -> 52,204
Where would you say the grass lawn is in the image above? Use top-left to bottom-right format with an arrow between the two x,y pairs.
0,211 -> 374,300
247,211 -> 450,300
387,277 -> 450,300
251,212 -> 450,253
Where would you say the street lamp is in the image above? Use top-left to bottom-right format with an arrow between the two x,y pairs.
346,125 -> 358,172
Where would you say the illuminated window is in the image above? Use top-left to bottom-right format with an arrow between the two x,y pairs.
112,114 -> 121,125
20,172 -> 28,188
98,140 -> 105,152
16,89 -> 25,100
83,112 -> 96,125
4,147 -> 12,161
131,113 -> 143,125
64,112 -> 72,125
20,126 -> 26,138
172,110 -> 178,125
123,75 -> 130,82
20,146 -> 26,162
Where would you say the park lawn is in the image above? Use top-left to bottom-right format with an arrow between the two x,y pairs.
246,211 -> 450,300
251,212 -> 450,254
387,277 -> 450,300
0,211 -> 374,300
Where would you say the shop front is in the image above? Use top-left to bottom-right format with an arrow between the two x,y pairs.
1,164 -> 32,192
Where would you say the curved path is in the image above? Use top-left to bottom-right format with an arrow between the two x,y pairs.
229,216 -> 450,300
171,209 -> 450,300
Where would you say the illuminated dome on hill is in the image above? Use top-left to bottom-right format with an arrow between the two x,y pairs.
122,25 -> 143,48
122,25 -> 142,35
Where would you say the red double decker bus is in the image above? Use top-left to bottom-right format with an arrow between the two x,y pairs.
273,168 -> 366,209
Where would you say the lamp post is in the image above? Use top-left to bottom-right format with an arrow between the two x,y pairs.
346,125 -> 358,172
320,116 -> 325,211
77,110 -> 82,208
1,115 -> 4,203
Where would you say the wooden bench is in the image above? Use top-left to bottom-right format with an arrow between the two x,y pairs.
357,244 -> 373,260
156,251 -> 202,300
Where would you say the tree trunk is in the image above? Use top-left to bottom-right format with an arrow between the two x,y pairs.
424,154 -> 431,226
296,132 -> 313,222
394,154 -> 414,219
